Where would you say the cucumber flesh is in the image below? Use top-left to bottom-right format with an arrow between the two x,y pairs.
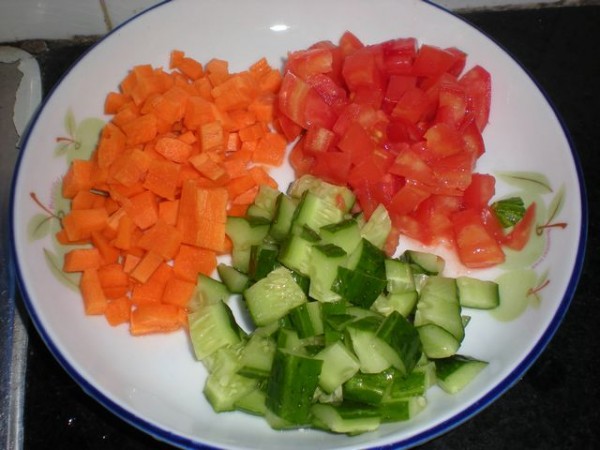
456,276 -> 500,309
435,355 -> 488,394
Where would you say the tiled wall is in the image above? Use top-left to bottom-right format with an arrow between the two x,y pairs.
0,0 -> 581,43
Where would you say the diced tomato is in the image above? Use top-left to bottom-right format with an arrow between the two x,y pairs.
338,30 -> 364,57
463,173 -> 495,209
310,150 -> 352,185
445,47 -> 468,77
306,73 -> 348,111
385,75 -> 418,105
480,206 -> 506,243
391,87 -> 432,124
435,81 -> 468,128
337,121 -> 375,165
430,151 -> 475,193
279,71 -> 337,129
277,114 -> 303,142
503,202 -> 537,250
304,124 -> 336,153
459,65 -> 492,132
288,136 -> 314,177
342,46 -> 385,92
424,123 -> 464,157
381,38 -> 418,75
412,44 -> 459,78
460,114 -> 486,157
452,208 -> 505,268
388,147 -> 435,185
286,47 -> 333,81
389,182 -> 431,216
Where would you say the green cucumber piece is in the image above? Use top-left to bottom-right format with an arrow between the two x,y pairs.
332,266 -> 387,309
239,333 -> 277,379
401,250 -> 445,275
265,349 -> 323,425
320,218 -> 362,254
311,403 -> 381,435
270,193 -> 298,241
414,276 -> 464,342
289,301 -> 324,338
375,311 -> 422,374
244,267 -> 307,326
343,369 -> 395,405
216,263 -> 250,294
288,174 -> 355,213
378,395 -> 427,423
204,371 -> 258,413
308,243 -> 347,303
456,276 -> 500,309
435,355 -> 488,394
417,323 -> 460,359
248,243 -> 280,281
191,274 -> 230,311
235,387 -> 267,416
315,340 -> 360,394
226,216 -> 271,272
278,233 -> 314,276
291,190 -> 345,235
360,203 -> 391,249
371,291 -> 418,318
188,301 -> 242,360
385,258 -> 416,293
346,238 -> 386,277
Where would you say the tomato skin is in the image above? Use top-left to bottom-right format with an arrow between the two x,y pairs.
391,87 -> 432,124
337,122 -> 376,164
342,47 -> 385,92
286,47 -> 333,81
288,136 -> 314,177
304,124 -> 336,153
424,123 -> 465,157
338,30 -> 364,57
388,147 -> 435,185
389,182 -> 431,216
310,150 -> 352,185
452,208 -> 505,268
503,202 -> 537,250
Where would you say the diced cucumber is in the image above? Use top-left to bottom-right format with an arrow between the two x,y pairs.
217,263 -> 250,294
204,370 -> 258,412
278,234 -> 314,276
239,333 -> 276,379
346,238 -> 386,277
265,349 -> 323,425
315,340 -> 360,394
346,316 -> 391,374
246,204 -> 271,220
191,274 -> 230,312
252,184 -> 280,219
401,250 -> 445,275
414,276 -> 464,342
308,243 -> 347,303
371,291 -> 418,318
343,369 -> 395,405
289,301 -> 324,338
456,276 -> 500,309
375,311 -> 422,374
385,258 -> 416,293
360,203 -> 392,249
226,216 -> 271,272
385,371 -> 427,399
291,190 -> 345,235
188,301 -> 242,360
320,219 -> 362,254
417,323 -> 460,359
435,355 -> 488,394
332,266 -> 387,309
288,174 -> 355,213
269,193 -> 298,241
244,267 -> 307,326
235,387 -> 267,416
248,243 -> 280,281
311,403 -> 381,435
378,395 -> 427,423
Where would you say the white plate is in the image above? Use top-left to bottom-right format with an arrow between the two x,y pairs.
10,0 -> 586,449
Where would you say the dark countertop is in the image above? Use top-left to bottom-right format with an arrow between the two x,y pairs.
14,5 -> 600,450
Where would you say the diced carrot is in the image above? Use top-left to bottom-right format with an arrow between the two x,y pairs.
162,277 -> 196,307
200,121 -> 225,152
126,190 -> 158,230
80,269 -> 107,315
62,159 -> 96,199
97,263 -> 130,299
109,148 -> 151,187
189,152 -> 229,183
158,199 -> 179,225
90,230 -> 120,264
226,174 -> 257,198
143,158 -> 181,200
62,208 -> 109,241
112,102 -> 140,128
169,49 -> 185,69
122,253 -> 141,274
63,247 -> 103,272
173,244 -> 217,281
177,57 -> 204,80
206,58 -> 230,86
121,113 -> 158,146
130,250 -> 163,284
248,166 -> 278,189
130,303 -> 182,335
155,136 -> 193,163
195,218 -> 227,252
71,190 -> 104,210
228,203 -> 250,217
136,219 -> 182,260
253,131 -> 287,166
104,92 -> 130,115
104,296 -> 132,326
239,122 -> 266,142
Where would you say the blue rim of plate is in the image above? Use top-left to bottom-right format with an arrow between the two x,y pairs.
9,0 -> 588,449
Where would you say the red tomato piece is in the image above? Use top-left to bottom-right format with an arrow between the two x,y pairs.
435,81 -> 468,129
459,65 -> 492,132
286,47 -> 333,80
288,136 -> 314,177
462,173 -> 496,209
381,38 -> 418,75
445,47 -> 468,77
388,147 -> 435,185
337,122 -> 376,164
460,114 -> 486,157
306,73 -> 348,111
452,208 -> 505,268
412,45 -> 459,78
304,124 -> 336,153
310,150 -> 352,185
389,182 -> 431,216
342,46 -> 385,92
391,87 -> 432,124
338,30 -> 365,57
424,123 -> 465,157
503,202 -> 537,250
